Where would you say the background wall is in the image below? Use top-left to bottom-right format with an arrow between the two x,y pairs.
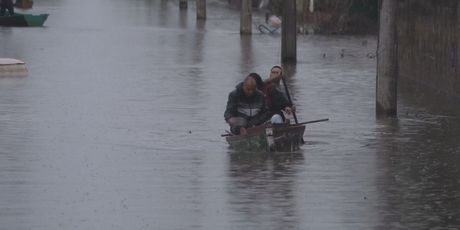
397,0 -> 459,99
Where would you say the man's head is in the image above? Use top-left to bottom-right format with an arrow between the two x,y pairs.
242,76 -> 257,97
268,65 -> 283,84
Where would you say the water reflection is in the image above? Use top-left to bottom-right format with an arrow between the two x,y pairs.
179,5 -> 188,29
373,86 -> 460,228
158,0 -> 170,27
193,20 -> 206,64
281,63 -> 299,104
227,152 -> 304,229
0,76 -> 33,229
282,63 -> 297,80
239,35 -> 254,76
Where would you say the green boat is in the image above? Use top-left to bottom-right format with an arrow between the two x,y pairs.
224,123 -> 306,152
0,13 -> 48,27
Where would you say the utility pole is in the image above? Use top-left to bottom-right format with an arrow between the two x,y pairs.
196,0 -> 206,20
376,0 -> 398,117
240,0 -> 252,34
282,0 -> 297,63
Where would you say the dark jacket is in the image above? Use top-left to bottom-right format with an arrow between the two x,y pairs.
224,83 -> 270,127
264,82 -> 291,118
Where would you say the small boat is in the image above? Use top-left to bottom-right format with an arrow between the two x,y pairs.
0,58 -> 28,76
224,123 -> 306,152
0,13 -> 48,27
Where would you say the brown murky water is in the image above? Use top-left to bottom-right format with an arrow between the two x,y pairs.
1,0 -> 459,229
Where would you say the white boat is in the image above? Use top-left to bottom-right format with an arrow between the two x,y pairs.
0,58 -> 28,76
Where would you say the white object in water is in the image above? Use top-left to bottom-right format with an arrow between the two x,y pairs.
267,15 -> 281,28
0,58 -> 28,77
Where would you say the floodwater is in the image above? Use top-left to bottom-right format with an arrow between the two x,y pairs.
1,0 -> 460,229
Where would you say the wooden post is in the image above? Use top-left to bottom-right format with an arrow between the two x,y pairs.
197,0 -> 206,20
376,0 -> 398,117
282,0 -> 297,63
240,0 -> 252,35
179,0 -> 187,10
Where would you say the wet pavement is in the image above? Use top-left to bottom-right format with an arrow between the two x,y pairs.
1,0 -> 460,229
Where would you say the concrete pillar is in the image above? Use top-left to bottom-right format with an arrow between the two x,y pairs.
376,0 -> 398,117
282,0 -> 297,63
179,0 -> 187,10
197,0 -> 206,20
240,0 -> 252,35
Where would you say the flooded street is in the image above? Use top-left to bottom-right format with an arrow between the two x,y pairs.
1,0 -> 460,229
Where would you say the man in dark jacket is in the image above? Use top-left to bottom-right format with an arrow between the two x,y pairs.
263,65 -> 295,123
224,76 -> 270,135
248,71 -> 291,123
0,0 -> 14,16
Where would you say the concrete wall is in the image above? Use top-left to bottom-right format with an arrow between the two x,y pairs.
397,0 -> 459,98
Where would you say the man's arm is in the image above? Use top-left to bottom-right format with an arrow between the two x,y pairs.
224,91 -> 237,122
272,88 -> 296,114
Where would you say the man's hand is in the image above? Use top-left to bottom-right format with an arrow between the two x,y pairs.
239,127 -> 247,135
227,117 -> 247,127
284,105 -> 296,115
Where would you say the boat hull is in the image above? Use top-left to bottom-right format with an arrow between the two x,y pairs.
225,124 -> 305,152
0,13 -> 48,27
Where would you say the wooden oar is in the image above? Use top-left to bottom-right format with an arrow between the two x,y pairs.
281,76 -> 298,124
281,76 -> 305,143
290,118 -> 329,126
221,130 -> 233,137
